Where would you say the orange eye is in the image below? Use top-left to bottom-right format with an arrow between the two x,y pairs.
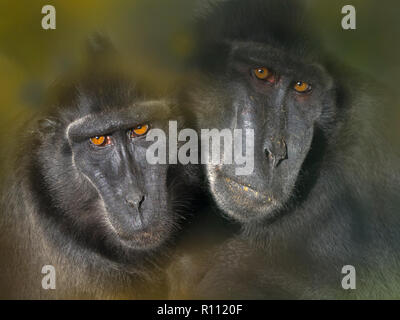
90,135 -> 110,147
253,67 -> 270,80
131,124 -> 149,137
294,81 -> 311,93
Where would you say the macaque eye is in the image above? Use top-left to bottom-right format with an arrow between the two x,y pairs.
90,135 -> 111,147
131,124 -> 150,137
253,67 -> 270,80
294,81 -> 311,93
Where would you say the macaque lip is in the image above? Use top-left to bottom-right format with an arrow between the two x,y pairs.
217,172 -> 276,205
120,227 -> 166,249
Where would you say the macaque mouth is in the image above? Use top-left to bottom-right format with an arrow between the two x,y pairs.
217,172 -> 276,205
120,231 -> 163,249
117,221 -> 167,247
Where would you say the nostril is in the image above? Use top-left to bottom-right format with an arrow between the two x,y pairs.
138,195 -> 145,210
265,147 -> 279,167
265,138 -> 287,168
125,194 -> 145,211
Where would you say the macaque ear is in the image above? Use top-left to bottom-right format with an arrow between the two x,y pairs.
37,117 -> 60,136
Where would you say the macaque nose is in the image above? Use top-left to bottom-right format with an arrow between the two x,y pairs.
265,138 -> 287,167
125,194 -> 145,212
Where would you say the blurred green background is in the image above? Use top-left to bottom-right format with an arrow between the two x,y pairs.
0,0 -> 399,148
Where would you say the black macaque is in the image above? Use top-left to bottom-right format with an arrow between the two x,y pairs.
177,0 -> 400,299
0,38 -> 206,299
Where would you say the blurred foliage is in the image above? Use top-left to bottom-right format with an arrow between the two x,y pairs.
0,0 -> 399,148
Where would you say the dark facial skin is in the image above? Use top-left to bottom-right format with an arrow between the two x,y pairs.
66,103 -> 171,249
193,41 -> 336,223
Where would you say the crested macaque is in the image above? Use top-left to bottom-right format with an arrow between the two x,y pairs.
0,40 -> 202,299
176,0 -> 400,299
